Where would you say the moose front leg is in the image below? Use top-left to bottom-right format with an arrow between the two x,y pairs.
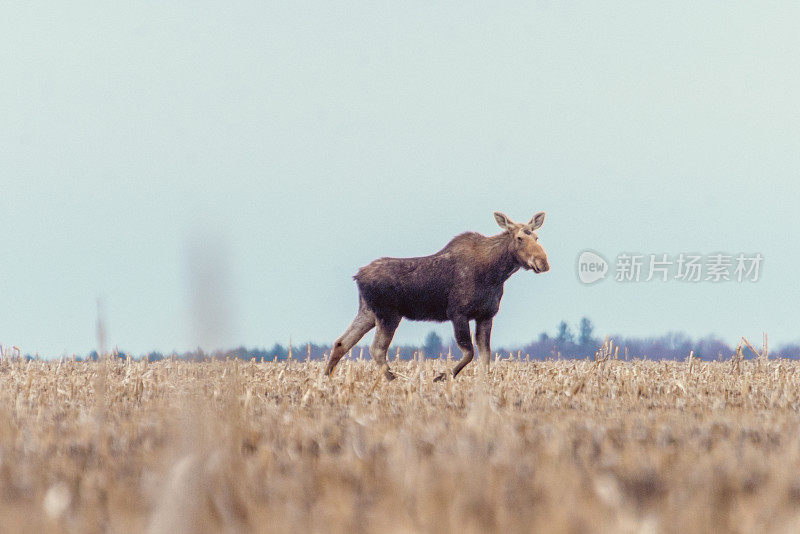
434,316 -> 474,381
475,317 -> 493,367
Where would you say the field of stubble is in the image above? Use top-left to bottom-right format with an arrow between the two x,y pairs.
1,355 -> 800,533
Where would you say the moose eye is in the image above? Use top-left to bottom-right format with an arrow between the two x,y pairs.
523,229 -> 532,235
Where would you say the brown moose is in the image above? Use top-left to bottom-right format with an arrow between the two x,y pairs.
325,211 -> 550,381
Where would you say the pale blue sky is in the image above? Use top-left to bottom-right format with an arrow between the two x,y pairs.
2,2 -> 799,356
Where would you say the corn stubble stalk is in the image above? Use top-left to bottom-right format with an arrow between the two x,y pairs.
1,335 -> 800,532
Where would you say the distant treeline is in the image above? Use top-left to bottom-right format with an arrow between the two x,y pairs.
50,317 -> 799,362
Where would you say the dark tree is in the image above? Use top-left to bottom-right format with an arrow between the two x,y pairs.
578,317 -> 595,346
423,331 -> 443,358
538,331 -> 550,344
269,343 -> 288,360
556,321 -> 574,344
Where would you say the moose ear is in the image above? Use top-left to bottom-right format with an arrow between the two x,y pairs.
527,211 -> 546,230
494,212 -> 516,231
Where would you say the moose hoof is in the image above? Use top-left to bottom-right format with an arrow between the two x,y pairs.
384,370 -> 397,381
433,372 -> 448,383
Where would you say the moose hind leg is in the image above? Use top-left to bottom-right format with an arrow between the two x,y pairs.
325,308 -> 375,377
434,316 -> 473,381
370,316 -> 401,381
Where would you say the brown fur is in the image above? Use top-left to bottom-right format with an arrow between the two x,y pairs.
325,212 -> 549,381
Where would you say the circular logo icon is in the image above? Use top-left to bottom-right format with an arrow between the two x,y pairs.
577,250 -> 608,284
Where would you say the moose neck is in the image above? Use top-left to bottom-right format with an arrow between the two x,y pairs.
480,232 -> 520,285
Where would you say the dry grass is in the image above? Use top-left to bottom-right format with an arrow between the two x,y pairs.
2,355 -> 800,533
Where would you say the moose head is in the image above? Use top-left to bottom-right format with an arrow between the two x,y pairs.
494,211 -> 550,273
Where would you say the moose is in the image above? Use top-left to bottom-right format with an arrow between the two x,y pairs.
324,211 -> 550,381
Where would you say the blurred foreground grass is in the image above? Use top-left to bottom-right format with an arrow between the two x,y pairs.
1,356 -> 800,533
